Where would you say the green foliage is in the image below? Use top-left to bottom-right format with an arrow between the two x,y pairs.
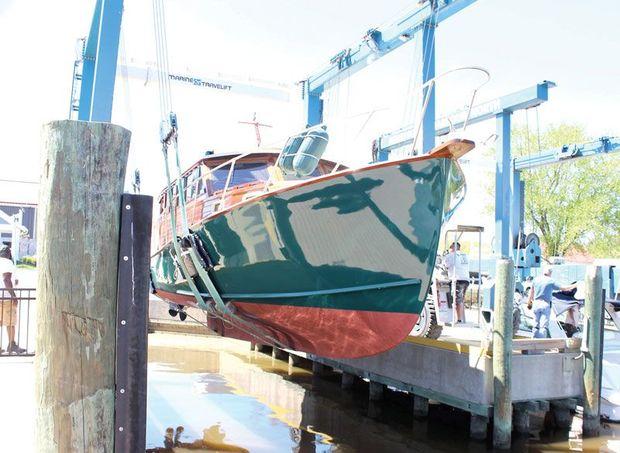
512,124 -> 620,258
18,255 -> 37,267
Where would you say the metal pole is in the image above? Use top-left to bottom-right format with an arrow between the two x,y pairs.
494,111 -> 512,257
582,265 -> 603,437
421,20 -> 436,154
114,194 -> 152,452
477,230 -> 482,325
493,258 -> 514,449
452,231 -> 458,323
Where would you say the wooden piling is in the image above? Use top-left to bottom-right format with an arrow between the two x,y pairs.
272,346 -> 287,361
550,399 -> 576,429
312,361 -> 326,377
469,414 -> 489,440
493,258 -> 514,449
583,266 -> 603,437
34,120 -> 130,452
513,401 -> 537,434
341,372 -> 356,390
369,381 -> 384,401
288,353 -> 299,367
413,395 -> 429,418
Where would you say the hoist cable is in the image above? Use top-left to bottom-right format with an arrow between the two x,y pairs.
525,108 -> 531,155
536,106 -> 542,151
150,1 -> 287,347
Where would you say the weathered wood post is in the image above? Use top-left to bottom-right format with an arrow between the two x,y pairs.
493,258 -> 514,449
34,120 -> 130,452
582,265 -> 603,437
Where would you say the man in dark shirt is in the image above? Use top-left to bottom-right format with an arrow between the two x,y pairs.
528,266 -> 576,338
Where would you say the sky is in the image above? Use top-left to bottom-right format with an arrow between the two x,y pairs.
1,0 -> 619,251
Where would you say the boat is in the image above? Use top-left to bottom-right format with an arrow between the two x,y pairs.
150,135 -> 474,359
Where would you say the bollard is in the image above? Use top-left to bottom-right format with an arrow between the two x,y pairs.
493,258 -> 514,449
582,266 -> 603,437
34,120 -> 130,452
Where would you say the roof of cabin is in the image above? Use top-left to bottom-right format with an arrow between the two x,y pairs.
157,150 -> 342,199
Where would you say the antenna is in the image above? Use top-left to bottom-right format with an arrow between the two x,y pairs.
238,112 -> 272,148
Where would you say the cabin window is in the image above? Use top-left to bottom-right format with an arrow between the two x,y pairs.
197,179 -> 206,196
206,162 -> 271,192
159,193 -> 167,214
231,162 -> 270,186
185,167 -> 201,201
206,164 -> 231,193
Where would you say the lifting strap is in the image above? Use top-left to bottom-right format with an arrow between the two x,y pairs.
152,0 -> 285,347
159,116 -> 286,348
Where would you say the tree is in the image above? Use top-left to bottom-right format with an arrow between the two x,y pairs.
512,123 -> 620,259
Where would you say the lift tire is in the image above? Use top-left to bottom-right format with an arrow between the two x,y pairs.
411,297 -> 443,339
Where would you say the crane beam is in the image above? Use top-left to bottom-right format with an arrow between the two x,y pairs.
436,81 -> 555,136
305,0 -> 478,95
513,136 -> 620,171
119,65 -> 291,102
375,81 -> 554,154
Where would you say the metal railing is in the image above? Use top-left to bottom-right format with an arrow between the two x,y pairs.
0,288 -> 35,356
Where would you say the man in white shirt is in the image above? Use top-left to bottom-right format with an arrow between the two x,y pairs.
0,245 -> 25,354
443,241 -> 470,323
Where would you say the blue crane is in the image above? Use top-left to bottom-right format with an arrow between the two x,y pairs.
73,0 -> 124,122
300,0 -> 479,156
72,0 -> 479,133
511,136 -> 620,279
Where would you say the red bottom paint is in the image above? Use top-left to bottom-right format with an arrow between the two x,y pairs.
155,290 -> 418,359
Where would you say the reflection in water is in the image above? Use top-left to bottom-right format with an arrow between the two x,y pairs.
147,424 -> 250,452
146,334 -> 620,452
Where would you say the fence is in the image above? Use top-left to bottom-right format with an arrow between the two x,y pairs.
0,288 -> 35,356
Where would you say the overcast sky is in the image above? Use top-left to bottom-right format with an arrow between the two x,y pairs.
1,0 -> 618,251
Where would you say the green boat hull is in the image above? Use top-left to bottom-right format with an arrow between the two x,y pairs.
151,142 -> 469,358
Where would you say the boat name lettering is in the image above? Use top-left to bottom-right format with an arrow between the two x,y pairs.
168,74 -> 232,91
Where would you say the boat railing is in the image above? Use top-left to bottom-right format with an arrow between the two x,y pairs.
377,66 -> 491,157
200,152 -> 254,209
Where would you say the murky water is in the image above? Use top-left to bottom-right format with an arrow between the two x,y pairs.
146,333 -> 620,452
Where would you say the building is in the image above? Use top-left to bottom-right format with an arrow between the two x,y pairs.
0,179 -> 38,260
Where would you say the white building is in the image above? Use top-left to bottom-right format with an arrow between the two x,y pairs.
0,179 -> 38,261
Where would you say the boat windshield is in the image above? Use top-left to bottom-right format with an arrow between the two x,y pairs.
443,159 -> 466,222
208,162 -> 271,192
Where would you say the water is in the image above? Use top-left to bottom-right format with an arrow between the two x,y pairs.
146,333 -> 620,452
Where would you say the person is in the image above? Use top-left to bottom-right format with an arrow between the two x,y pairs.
443,241 -> 470,323
527,265 -> 576,338
0,245 -> 25,354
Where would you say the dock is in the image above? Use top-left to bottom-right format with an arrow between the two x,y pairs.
289,328 -> 582,437
149,298 -> 589,442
